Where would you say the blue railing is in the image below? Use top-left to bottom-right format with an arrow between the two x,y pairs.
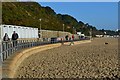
0,37 -> 90,62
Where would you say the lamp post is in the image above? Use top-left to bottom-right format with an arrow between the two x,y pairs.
39,18 -> 42,38
63,24 -> 64,32
90,28 -> 92,40
73,27 -> 75,34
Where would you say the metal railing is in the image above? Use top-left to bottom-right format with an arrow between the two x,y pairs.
0,39 -> 51,62
0,37 -> 90,62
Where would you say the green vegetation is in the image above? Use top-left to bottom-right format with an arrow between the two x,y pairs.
2,2 -> 119,36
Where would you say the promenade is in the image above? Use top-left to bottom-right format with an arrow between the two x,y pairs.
0,42 -> 2,79
14,38 -> 119,78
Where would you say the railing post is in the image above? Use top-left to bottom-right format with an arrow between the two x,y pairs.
6,42 -> 8,59
9,41 -> 12,55
22,40 -> 24,48
8,42 -> 10,56
3,42 -> 5,61
17,40 -> 19,50
1,41 -> 3,62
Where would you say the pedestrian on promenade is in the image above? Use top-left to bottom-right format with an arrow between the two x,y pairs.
69,35 -> 74,46
12,31 -> 19,48
3,33 -> 10,41
65,35 -> 68,41
69,37 -> 71,41
3,33 -> 10,51
61,37 -> 64,45
37,33 -> 41,41
72,34 -> 74,41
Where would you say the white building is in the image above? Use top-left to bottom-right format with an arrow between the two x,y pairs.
77,32 -> 85,37
77,32 -> 81,35
96,35 -> 103,38
0,24 -> 38,41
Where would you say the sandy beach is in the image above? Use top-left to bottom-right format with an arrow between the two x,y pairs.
14,38 -> 119,78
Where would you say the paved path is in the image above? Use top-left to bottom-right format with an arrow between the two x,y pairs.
0,43 -> 2,79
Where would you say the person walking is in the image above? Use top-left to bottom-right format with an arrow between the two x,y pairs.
3,33 -> 10,51
72,34 -> 74,41
3,33 -> 10,41
61,37 -> 64,45
69,35 -> 74,46
65,35 -> 68,41
12,31 -> 19,48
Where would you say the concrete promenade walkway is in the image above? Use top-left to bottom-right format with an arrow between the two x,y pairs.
0,42 -> 2,79
2,40 -> 91,78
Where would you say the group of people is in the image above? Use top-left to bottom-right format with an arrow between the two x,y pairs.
65,35 -> 74,41
3,31 -> 19,47
61,34 -> 75,45
3,31 -> 75,47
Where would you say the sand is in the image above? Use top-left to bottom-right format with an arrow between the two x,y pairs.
14,38 -> 119,78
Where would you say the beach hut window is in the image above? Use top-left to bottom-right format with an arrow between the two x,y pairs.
4,26 -> 7,27
9,26 -> 12,28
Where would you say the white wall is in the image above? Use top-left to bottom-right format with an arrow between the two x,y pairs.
1,25 -> 38,40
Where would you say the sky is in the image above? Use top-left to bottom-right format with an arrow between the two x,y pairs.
18,0 -> 119,2
39,2 -> 118,31
5,0 -> 119,30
